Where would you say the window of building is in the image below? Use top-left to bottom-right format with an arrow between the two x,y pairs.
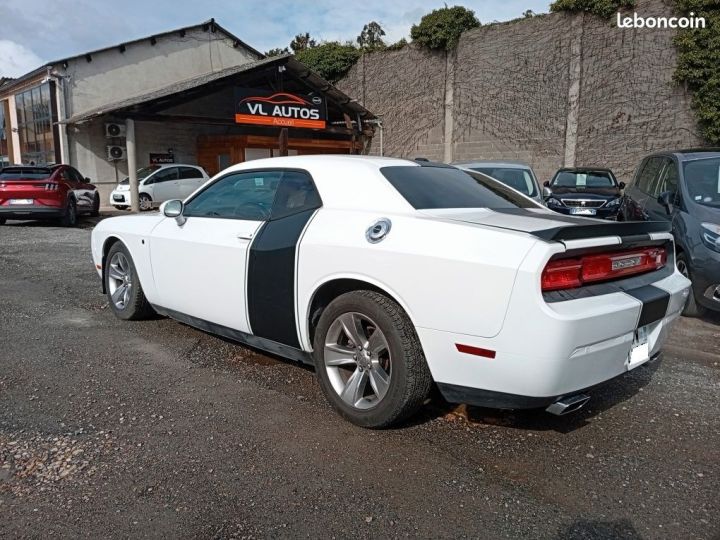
0,102 -> 9,167
15,83 -> 56,166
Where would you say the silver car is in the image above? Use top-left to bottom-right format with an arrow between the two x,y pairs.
452,160 -> 543,204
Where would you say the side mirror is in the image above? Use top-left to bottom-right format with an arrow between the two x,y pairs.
85,177 -> 92,183
543,181 -> 550,187
657,190 -> 674,215
542,186 -> 552,198
619,181 -> 626,190
162,199 -> 186,225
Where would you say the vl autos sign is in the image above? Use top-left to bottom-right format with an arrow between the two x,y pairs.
234,89 -> 327,129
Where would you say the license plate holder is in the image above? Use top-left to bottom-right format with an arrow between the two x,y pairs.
9,198 -> 33,205
628,325 -> 651,370
570,207 -> 596,215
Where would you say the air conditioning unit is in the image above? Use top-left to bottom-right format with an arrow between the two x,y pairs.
107,145 -> 127,161
105,123 -> 126,138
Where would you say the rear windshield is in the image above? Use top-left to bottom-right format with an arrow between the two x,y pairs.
470,167 -> 537,197
0,167 -> 53,180
684,157 -> 720,207
380,166 -> 537,209
551,170 -> 615,188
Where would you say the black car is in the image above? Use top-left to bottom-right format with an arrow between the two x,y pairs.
543,168 -> 625,220
623,149 -> 720,316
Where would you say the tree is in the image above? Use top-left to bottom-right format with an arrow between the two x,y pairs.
295,42 -> 361,82
290,32 -> 317,54
265,47 -> 289,57
410,6 -> 480,50
523,9 -> 536,17
357,21 -> 386,51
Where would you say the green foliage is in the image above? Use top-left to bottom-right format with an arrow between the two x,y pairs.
673,0 -> 720,144
295,42 -> 362,82
523,10 -> 537,18
550,0 -> 635,19
357,21 -> 387,51
265,47 -> 289,57
290,33 -> 317,54
386,38 -> 409,51
410,6 -> 480,50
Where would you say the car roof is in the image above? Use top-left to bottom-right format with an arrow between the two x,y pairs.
554,167 -> 614,174
452,160 -> 531,169
645,148 -> 720,161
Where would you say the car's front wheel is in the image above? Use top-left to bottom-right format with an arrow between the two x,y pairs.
105,242 -> 154,320
90,194 -> 100,217
313,290 -> 433,428
139,193 -> 153,211
677,252 -> 706,317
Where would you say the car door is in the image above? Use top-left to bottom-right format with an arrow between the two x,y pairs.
149,169 -> 283,332
177,166 -> 206,198
58,167 -> 85,209
147,167 -> 180,202
626,157 -> 665,221
644,157 -> 678,223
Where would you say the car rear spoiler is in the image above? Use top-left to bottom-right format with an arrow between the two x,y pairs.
531,220 -> 672,242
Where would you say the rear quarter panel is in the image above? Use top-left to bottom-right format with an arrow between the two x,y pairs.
296,209 -> 540,350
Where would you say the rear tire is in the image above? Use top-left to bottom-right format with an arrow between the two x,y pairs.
105,242 -> 155,320
313,290 -> 433,428
60,198 -> 77,227
0,218 -> 6,225
677,252 -> 706,318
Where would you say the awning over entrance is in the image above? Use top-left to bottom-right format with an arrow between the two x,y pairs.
61,55 -> 376,139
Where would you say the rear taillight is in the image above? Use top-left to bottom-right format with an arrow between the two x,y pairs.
44,183 -> 59,191
541,247 -> 667,292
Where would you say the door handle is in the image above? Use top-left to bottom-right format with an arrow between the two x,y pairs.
237,233 -> 254,240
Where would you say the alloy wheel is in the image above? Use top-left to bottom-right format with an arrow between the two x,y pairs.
324,312 -> 392,410
107,252 -> 132,309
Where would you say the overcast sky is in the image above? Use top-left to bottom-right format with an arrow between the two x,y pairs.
0,0 -> 551,78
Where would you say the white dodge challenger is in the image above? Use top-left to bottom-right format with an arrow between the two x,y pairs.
91,156 -> 691,427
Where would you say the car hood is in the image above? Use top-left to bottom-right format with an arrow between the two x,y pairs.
420,207 -> 670,242
690,201 -> 720,224
547,187 -> 620,199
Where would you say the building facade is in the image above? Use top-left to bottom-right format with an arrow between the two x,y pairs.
0,19 -> 374,204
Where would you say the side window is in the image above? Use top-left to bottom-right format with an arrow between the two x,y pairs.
149,168 -> 178,184
70,168 -> 86,183
184,170 -> 283,220
635,157 -> 664,194
655,159 -> 678,196
58,168 -> 72,182
270,170 -> 322,220
179,166 -> 202,179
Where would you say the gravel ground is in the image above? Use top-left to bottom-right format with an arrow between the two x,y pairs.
1,218 -> 719,539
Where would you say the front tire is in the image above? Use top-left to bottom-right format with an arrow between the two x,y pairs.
677,252 -> 706,318
105,242 -> 154,320
139,193 -> 153,212
90,194 -> 100,217
0,218 -> 6,225
313,290 -> 433,428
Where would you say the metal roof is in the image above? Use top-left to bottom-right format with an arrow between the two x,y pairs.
0,19 -> 263,94
61,55 -> 376,125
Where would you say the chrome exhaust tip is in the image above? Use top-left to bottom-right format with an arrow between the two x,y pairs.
546,394 -> 590,416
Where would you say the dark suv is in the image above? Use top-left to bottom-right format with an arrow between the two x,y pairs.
623,149 -> 720,316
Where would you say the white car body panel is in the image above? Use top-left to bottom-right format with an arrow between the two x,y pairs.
109,164 -> 208,207
92,155 -> 692,411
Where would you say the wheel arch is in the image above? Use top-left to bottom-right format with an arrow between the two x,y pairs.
100,235 -> 124,294
303,276 -> 417,351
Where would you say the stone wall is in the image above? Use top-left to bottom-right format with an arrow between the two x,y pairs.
337,0 -> 705,183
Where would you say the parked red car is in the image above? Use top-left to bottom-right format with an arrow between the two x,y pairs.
0,165 -> 100,226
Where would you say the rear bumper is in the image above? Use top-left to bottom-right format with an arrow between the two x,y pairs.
0,206 -> 64,220
110,190 -> 131,206
419,266 -> 691,409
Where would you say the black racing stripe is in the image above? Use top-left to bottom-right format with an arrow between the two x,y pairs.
625,285 -> 670,327
247,209 -> 316,348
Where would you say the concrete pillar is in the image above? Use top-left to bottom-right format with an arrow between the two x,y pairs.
563,13 -> 584,168
443,49 -> 456,164
126,118 -> 139,213
7,95 -> 22,164
53,77 -> 70,164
